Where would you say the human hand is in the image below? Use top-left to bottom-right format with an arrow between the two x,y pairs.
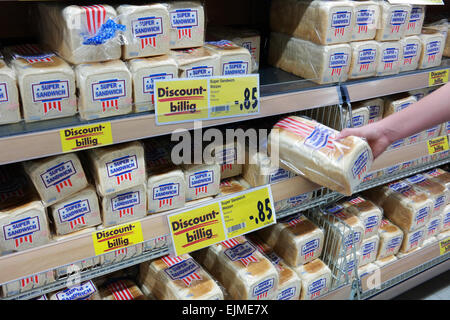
336,123 -> 392,159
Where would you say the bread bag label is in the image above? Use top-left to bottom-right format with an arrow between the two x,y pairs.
31,80 -> 70,114
425,125 -> 441,139
3,216 -> 40,247
331,11 -> 352,36
357,49 -> 376,71
106,155 -> 138,184
107,280 -> 135,300
222,61 -> 249,76
381,47 -> 399,70
301,238 -> 320,259
308,278 -> 326,298
427,218 -> 441,236
143,73 -> 174,102
403,43 -> 418,65
364,215 -> 379,234
388,181 -> 412,194
111,191 -> 140,217
329,53 -> 349,76
277,287 -> 297,300
356,9 -> 375,33
390,10 -> 407,33
443,211 -> 450,229
57,199 -> 90,229
409,229 -> 424,248
408,7 -> 423,29
269,168 -> 291,184
55,281 -> 96,300
352,150 -> 369,180
153,183 -> 180,208
170,9 -> 198,39
345,258 -> 357,275
92,79 -> 126,111
368,105 -> 382,123
344,231 -> 362,249
0,83 -> 8,103
189,170 -> 214,195
426,41 -> 441,63
386,236 -> 402,254
131,16 -> 163,49
162,256 -> 202,286
361,240 -> 376,261
215,147 -> 237,165
287,193 -> 311,206
40,160 -> 76,192
348,114 -> 366,128
186,66 -> 214,78
223,239 -> 258,267
415,207 -> 430,225
253,278 -> 275,299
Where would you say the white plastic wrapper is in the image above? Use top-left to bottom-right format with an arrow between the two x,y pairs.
399,227 -> 425,253
425,215 -> 443,240
405,174 -> 447,217
348,41 -> 379,80
423,168 -> 450,205
294,258 -> 332,300
375,2 -> 411,41
170,46 -> 221,78
441,205 -> 450,232
357,235 -> 379,267
182,163 -> 221,201
269,116 -> 373,196
205,40 -> 252,76
117,4 -> 170,60
270,0 -> 355,45
418,30 -> 446,69
343,195 -> 383,240
343,105 -> 370,129
269,32 -> 351,84
399,36 -> 422,72
350,1 -> 380,42
3,45 -> 77,123
37,4 -> 124,65
167,1 -> 205,49
354,98 -> 384,124
405,5 -> 425,36
99,278 -> 147,300
423,19 -> 449,58
376,218 -> 403,260
375,41 -> 402,77
217,177 -> 251,197
0,59 -> 20,125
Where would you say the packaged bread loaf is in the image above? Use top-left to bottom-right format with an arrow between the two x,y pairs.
171,47 -> 220,78
358,235 -> 379,267
217,177 -> 251,197
247,234 -> 301,300
268,32 -> 351,84
168,2 -> 205,49
375,41 -> 402,77
268,116 -> 373,195
49,280 -> 101,300
37,4 -> 123,65
87,141 -> 146,196
23,153 -> 88,206
405,6 -> 425,36
100,279 -> 146,300
356,98 -> 384,124
349,1 -> 380,42
1,270 -> 54,298
334,253 -> 359,286
0,58 -> 20,125
75,60 -> 133,120
270,0 -> 354,45
211,140 -> 243,180
425,215 -> 442,240
343,105 -> 370,128
375,2 -> 411,41
48,185 -> 101,235
139,253 -> 224,300
442,205 -> 450,232
400,36 -> 421,72
424,168 -> 450,204
100,184 -> 147,227
405,174 -> 446,217
193,236 -> 279,300
294,258 -> 331,300
4,45 -> 77,122
182,163 -> 220,201
343,196 -> 383,239
348,41 -> 379,80
399,227 -> 425,253
418,30 -> 446,69
205,40 -> 251,76
357,262 -> 379,282
117,4 -> 170,60
127,55 -> 178,112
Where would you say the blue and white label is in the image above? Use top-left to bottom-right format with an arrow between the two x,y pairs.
387,236 -> 402,250
277,287 -> 296,300
106,155 -> 138,178
308,278 -> 326,295
288,193 -> 311,205
32,80 -> 69,103
186,66 -> 214,78
301,239 -> 319,256
352,150 -> 369,179
325,204 -> 345,215
426,41 -> 441,56
332,11 -> 351,28
358,49 -> 376,65
222,61 -> 248,76
111,191 -> 140,211
409,7 -> 423,22
382,48 -> 399,63
3,216 -> 40,241
390,10 -> 407,26
253,278 -> 274,297
269,168 -> 291,184
329,53 -> 349,68
416,207 -> 430,223
368,105 -> 381,121
164,258 -> 200,281
132,17 -> 163,38
40,161 -> 76,189
409,230 -> 424,245
170,9 -> 198,28
305,126 -> 333,149
153,183 -> 180,200
57,199 -> 91,223
397,102 -> 412,112
365,215 -> 379,231
403,43 -> 418,59
216,147 -> 236,164
92,80 -> 126,101
143,73 -> 174,95
427,218 -> 441,234
389,181 -> 411,193
407,174 -> 426,184
345,232 -> 361,248
189,170 -> 214,188
55,281 -> 96,300
349,115 -> 365,128
356,9 -> 375,25
224,241 -> 256,262
435,195 -> 445,210
386,165 -> 400,174
362,241 -> 376,256
444,211 -> 450,226
0,83 -> 9,103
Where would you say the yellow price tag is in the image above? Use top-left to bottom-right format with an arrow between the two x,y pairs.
60,122 -> 113,153
221,185 -> 276,238
439,237 -> 450,255
167,202 -> 226,256
92,221 -> 143,256
427,136 -> 449,155
429,69 -> 449,86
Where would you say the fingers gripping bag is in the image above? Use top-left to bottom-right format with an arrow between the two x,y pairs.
37,4 -> 125,65
268,116 -> 373,196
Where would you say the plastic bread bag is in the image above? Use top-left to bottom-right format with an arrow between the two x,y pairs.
98,278 -> 147,300
422,19 -> 449,58
375,2 -> 411,42
418,29 -> 446,69
268,116 -> 373,196
204,40 -> 252,76
36,4 -> 125,65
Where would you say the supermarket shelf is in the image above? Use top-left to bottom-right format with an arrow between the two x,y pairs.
359,241 -> 450,300
317,284 -> 352,300
343,60 -> 450,103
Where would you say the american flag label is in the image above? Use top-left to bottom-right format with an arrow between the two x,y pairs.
82,5 -> 106,36
352,150 -> 369,180
186,66 -> 214,78
301,238 -> 319,259
356,9 -> 375,33
0,83 -> 8,103
189,170 -> 214,196
357,49 -> 376,71
403,43 -> 418,65
20,275 -> 39,288
382,48 -> 399,70
277,287 -> 296,300
106,155 -> 138,184
162,256 -> 202,286
108,281 -> 135,300
143,73 -> 174,105
153,183 -> 180,208
170,9 -> 198,40
390,10 -> 407,33
111,191 -> 140,218
132,16 -> 163,49
268,168 -> 291,184
31,80 -> 69,114
92,79 -> 126,112
40,160 -> 76,192
408,7 -> 422,30
253,278 -> 275,300
308,278 -> 326,299
329,53 -> 348,76
12,44 -> 55,64
222,61 -> 249,76
331,11 -> 351,36
57,199 -> 91,229
426,41 -> 441,63
3,216 -> 40,248
55,280 -> 96,300
223,239 -> 259,267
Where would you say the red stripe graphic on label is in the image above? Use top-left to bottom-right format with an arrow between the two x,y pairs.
82,5 -> 106,36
